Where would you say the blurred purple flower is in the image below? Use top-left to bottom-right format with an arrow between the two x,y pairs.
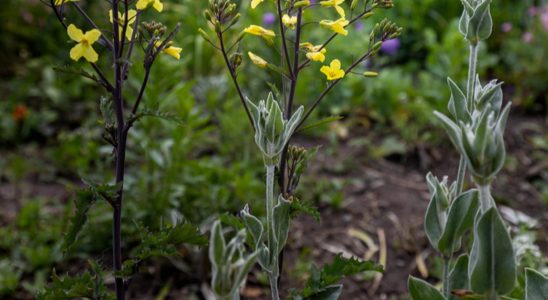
501,22 -> 512,33
354,21 -> 364,31
381,38 -> 400,56
528,6 -> 538,16
541,7 -> 548,30
263,13 -> 276,27
310,0 -> 316,4
522,31 -> 534,43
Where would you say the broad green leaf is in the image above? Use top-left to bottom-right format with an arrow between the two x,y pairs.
273,195 -> 291,256
425,191 -> 444,250
469,208 -> 516,295
434,112 -> 463,152
448,254 -> 469,300
241,205 -> 263,249
408,276 -> 445,300
525,268 -> 548,300
447,77 -> 470,123
438,190 -> 479,255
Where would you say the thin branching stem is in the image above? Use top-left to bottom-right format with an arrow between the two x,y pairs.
217,30 -> 255,129
277,0 -> 294,79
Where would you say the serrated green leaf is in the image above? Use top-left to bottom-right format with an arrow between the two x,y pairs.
408,276 -> 445,300
290,200 -> 320,222
525,268 -> 548,300
130,107 -> 184,125
469,208 -> 516,295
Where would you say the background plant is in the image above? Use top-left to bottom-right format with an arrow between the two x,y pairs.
408,0 -> 548,299
201,0 -> 401,298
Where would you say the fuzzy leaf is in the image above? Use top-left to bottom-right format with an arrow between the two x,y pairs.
448,254 -> 469,300
525,268 -> 548,300
408,276 -> 445,300
447,77 -> 470,123
467,0 -> 493,42
209,221 -> 226,268
469,208 -> 516,295
273,195 -> 291,256
438,190 -> 479,255
241,205 -> 264,249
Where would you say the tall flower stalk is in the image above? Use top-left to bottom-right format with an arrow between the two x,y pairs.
202,0 -> 400,299
408,1 -> 522,299
47,1 -> 181,298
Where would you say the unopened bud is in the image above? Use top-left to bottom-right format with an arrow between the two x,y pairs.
363,71 -> 379,77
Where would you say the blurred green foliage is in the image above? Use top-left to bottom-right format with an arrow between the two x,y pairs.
0,0 -> 546,298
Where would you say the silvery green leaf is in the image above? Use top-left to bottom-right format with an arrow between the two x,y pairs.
471,110 -> 491,166
469,208 -> 516,295
466,0 -> 493,42
525,268 -> 548,300
447,77 -> 471,123
438,190 -> 479,255
209,221 -> 226,268
257,245 -> 271,272
265,93 -> 284,144
476,80 -> 503,115
434,112 -> 463,152
241,205 -> 263,249
495,102 -> 511,134
459,9 -> 470,37
232,250 -> 260,295
448,254 -> 470,300
281,105 -> 304,148
424,186 -> 445,250
408,276 -> 445,300
273,195 -> 291,256
461,0 -> 475,15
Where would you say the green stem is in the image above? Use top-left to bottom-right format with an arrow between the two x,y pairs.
442,257 -> 450,298
265,164 -> 280,300
478,184 -> 494,213
466,43 -> 479,112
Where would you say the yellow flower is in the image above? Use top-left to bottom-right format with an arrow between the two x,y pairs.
109,9 -> 137,41
67,24 -> 101,63
320,18 -> 349,35
301,42 -> 327,62
54,0 -> 79,6
320,59 -> 345,80
251,0 -> 264,9
248,52 -> 268,68
282,14 -> 297,30
243,25 -> 276,42
136,0 -> 163,12
155,41 -> 182,60
320,0 -> 346,18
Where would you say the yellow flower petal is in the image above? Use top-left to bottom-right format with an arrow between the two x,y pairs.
282,14 -> 297,30
335,5 -> 346,18
320,59 -> 345,80
153,0 -> 163,12
70,43 -> 84,61
251,0 -> 264,9
306,51 -> 325,62
67,24 -> 84,42
320,0 -> 345,6
248,51 -> 268,68
243,25 -> 276,38
320,18 -> 349,35
81,45 -> 99,63
163,46 -> 182,60
84,29 -> 102,44
54,0 -> 79,6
